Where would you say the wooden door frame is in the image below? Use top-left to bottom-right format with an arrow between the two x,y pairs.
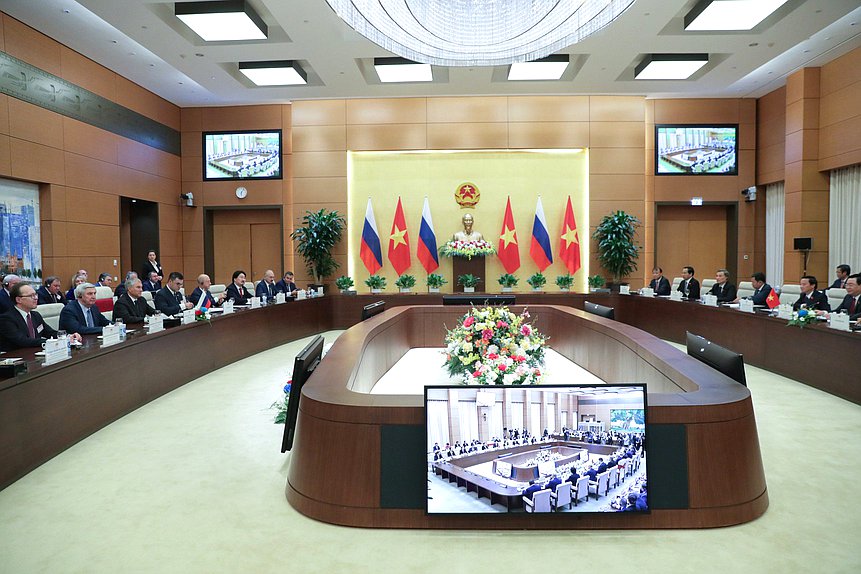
653,201 -> 738,281
203,205 -> 284,281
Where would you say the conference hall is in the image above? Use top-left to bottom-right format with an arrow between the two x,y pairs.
0,1 -> 859,572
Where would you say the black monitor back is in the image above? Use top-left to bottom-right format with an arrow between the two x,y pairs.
281,335 -> 325,452
584,300 -> 615,320
442,294 -> 515,306
685,332 -> 747,387
361,300 -> 386,321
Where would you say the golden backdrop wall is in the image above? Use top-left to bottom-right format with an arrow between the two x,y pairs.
347,149 -> 589,292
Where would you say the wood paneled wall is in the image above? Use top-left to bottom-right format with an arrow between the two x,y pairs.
819,47 -> 861,171
0,14 -> 181,288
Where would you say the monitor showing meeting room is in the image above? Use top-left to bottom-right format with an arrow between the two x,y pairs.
203,130 -> 282,181
655,125 -> 738,175
426,384 -> 648,514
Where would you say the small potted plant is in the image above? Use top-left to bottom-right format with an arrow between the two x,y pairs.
335,275 -> 354,293
527,272 -> 547,292
395,274 -> 416,293
497,273 -> 518,292
365,275 -> 386,293
556,274 -> 574,292
587,274 -> 605,292
427,273 -> 447,293
458,274 -> 480,293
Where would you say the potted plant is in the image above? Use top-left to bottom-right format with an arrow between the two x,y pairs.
556,274 -> 574,292
457,274 -> 480,293
335,275 -> 354,293
365,275 -> 386,293
290,209 -> 346,288
587,274 -> 606,292
527,272 -> 547,291
592,210 -> 641,289
395,274 -> 416,293
427,273 -> 447,293
497,273 -> 518,292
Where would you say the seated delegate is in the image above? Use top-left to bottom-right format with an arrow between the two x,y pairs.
648,267 -> 671,296
58,283 -> 111,335
0,282 -> 82,351
188,274 -> 224,309
708,269 -> 737,303
36,275 -> 65,305
113,278 -> 157,324
225,270 -> 252,305
256,270 -> 278,300
792,275 -> 830,312
677,266 -> 700,300
154,272 -> 194,316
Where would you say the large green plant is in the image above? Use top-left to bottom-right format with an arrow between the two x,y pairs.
592,210 -> 641,282
291,209 -> 346,284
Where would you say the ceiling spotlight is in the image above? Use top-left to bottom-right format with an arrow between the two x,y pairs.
634,54 -> 708,80
239,60 -> 307,86
374,58 -> 433,83
684,0 -> 790,31
508,55 -> 569,81
175,0 -> 267,42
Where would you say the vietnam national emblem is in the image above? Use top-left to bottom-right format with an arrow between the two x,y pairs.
455,182 -> 480,208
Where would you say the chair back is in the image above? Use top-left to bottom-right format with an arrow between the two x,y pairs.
671,277 -> 682,289
575,475 -> 589,502
737,281 -> 754,300
38,303 -> 65,331
608,466 -> 618,488
94,286 -> 113,299
554,482 -> 572,508
598,471 -> 610,495
781,284 -> 801,295
533,489 -> 552,512
701,279 -> 716,290
779,292 -> 796,306
210,284 -> 226,297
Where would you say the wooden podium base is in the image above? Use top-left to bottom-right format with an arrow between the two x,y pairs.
452,256 -> 486,292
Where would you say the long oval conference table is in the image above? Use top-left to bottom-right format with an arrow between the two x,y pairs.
1,292 -> 857,528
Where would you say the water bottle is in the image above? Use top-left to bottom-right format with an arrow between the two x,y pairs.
115,318 -> 126,340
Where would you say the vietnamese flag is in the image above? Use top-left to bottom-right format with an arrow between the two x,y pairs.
387,197 -> 411,275
765,287 -> 780,309
558,196 -> 582,274
497,197 -> 520,273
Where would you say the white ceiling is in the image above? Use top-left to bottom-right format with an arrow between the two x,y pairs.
2,0 -> 860,108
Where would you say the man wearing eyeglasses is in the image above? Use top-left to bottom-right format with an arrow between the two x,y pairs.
0,282 -> 82,351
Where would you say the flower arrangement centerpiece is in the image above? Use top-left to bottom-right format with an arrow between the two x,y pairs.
787,308 -> 818,328
270,381 -> 292,423
194,308 -> 211,322
439,239 -> 496,260
443,306 -> 547,385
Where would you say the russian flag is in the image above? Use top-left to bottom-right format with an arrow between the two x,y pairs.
529,197 -> 553,271
416,197 -> 439,273
360,198 -> 383,275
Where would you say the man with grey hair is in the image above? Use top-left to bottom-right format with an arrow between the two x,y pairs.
0,274 -> 22,314
113,277 -> 156,324
37,276 -> 65,305
708,268 -> 737,303
114,271 -> 138,298
59,282 -> 111,335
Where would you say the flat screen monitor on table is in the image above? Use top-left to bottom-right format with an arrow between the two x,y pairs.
425,384 -> 648,514
655,125 -> 738,175
686,332 -> 747,387
584,301 -> 615,320
281,335 -> 324,453
442,294 -> 515,306
203,130 -> 282,181
361,300 -> 386,321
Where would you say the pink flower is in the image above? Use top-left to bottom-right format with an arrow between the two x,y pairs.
463,316 -> 475,328
496,320 -> 508,328
472,370 -> 481,378
520,325 -> 532,336
487,352 -> 499,360
482,329 -> 493,341
498,364 -> 507,372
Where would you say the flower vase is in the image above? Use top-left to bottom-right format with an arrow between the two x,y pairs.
464,287 -> 475,293
501,287 -> 513,293
559,288 -> 570,292
399,288 -> 411,293
532,287 -> 542,292
429,287 -> 440,293
371,288 -> 381,294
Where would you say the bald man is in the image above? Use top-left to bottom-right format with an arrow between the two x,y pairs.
187,274 -> 224,309
255,269 -> 277,300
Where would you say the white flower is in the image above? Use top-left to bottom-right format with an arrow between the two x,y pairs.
487,344 -> 499,354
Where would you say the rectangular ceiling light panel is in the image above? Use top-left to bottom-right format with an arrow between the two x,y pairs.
684,0 -> 791,31
508,55 -> 569,80
374,58 -> 433,82
635,54 -> 708,80
239,61 -> 307,86
176,0 -> 268,41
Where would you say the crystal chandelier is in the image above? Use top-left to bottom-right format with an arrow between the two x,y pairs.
325,0 -> 636,67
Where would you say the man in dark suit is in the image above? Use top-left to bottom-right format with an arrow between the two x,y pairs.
709,269 -> 737,303
0,274 -> 21,314
829,274 -> 860,320
0,282 -> 81,351
36,276 -> 65,305
747,272 -> 772,306
142,271 -> 162,293
188,274 -> 224,309
566,468 -> 580,485
546,475 -> 562,493
59,283 -> 111,335
225,270 -> 252,304
648,267 -> 671,296
677,266 -> 700,300
275,271 -> 298,296
154,272 -> 193,316
141,250 -> 163,285
522,480 -> 542,501
256,269 -> 278,300
113,278 -> 157,324
793,275 -> 831,311
829,264 -> 850,290
114,271 -> 137,298
596,458 -> 608,473
585,466 -> 599,482
95,272 -> 113,289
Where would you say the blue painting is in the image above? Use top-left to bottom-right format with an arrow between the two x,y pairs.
0,179 -> 41,280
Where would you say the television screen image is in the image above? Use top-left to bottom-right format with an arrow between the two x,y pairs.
656,125 -> 738,175
203,130 -> 282,181
426,384 -> 648,514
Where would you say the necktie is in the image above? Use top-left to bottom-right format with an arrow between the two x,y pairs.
86,308 -> 94,328
26,313 -> 35,338
851,297 -> 857,315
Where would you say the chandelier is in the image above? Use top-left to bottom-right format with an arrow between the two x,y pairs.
325,0 -> 636,67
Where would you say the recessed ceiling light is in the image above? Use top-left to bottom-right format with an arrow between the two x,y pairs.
175,0 -> 267,42
634,54 -> 708,80
374,58 -> 433,83
239,60 -> 307,86
684,0 -> 790,31
508,55 -> 569,81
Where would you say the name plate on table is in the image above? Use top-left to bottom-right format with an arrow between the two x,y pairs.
101,324 -> 122,347
43,338 -> 70,365
316,287 -> 324,297
703,294 -> 718,307
670,290 -> 683,302
147,315 -> 164,334
250,296 -> 261,309
739,299 -> 755,313
777,305 -> 793,320
619,285 -> 630,295
183,309 -> 196,325
296,290 -> 307,300
829,313 -> 851,332
222,301 -> 234,315
275,292 -> 286,304
640,287 -> 655,297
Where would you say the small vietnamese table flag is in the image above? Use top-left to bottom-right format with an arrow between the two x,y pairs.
387,197 -> 411,275
498,196 -> 520,273
766,287 -> 780,309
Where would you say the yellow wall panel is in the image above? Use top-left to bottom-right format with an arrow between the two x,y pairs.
115,76 -> 181,131
0,94 -> 9,135
65,222 -> 120,256
0,134 -> 11,177
200,105 -> 283,132
819,82 -> 861,128
64,152 -> 118,193
590,148 -> 644,175
63,117 -> 118,164
64,187 -> 118,226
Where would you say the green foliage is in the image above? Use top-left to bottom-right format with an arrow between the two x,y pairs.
426,273 -> 447,288
364,274 -> 386,289
592,210 -> 641,282
587,274 -> 606,288
457,274 -> 480,288
527,272 -> 547,288
290,209 -> 346,284
335,275 -> 354,290
497,273 -> 519,288
555,274 -> 574,289
395,274 -> 417,288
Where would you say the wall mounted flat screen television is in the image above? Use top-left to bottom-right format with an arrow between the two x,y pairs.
656,125 -> 738,175
203,130 -> 282,181
425,384 -> 648,514
280,335 -> 324,453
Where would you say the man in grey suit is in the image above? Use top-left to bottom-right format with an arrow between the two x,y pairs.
59,283 -> 111,335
